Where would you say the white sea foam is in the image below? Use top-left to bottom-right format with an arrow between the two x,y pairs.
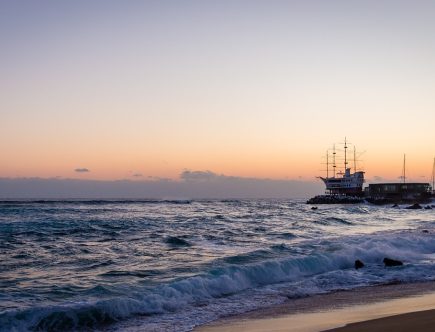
2,200 -> 435,331
2,227 -> 434,332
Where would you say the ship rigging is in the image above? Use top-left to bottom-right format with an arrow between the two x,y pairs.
319,138 -> 365,197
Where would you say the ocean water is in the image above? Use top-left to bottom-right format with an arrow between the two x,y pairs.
0,199 -> 434,331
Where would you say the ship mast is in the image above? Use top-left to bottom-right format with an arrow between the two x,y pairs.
353,146 -> 357,172
344,137 -> 348,170
333,144 -> 336,177
404,154 -> 406,184
326,151 -> 329,178
432,157 -> 434,193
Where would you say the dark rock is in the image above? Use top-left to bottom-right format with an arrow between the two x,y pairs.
392,204 -> 399,208
311,206 -> 318,210
405,203 -> 422,209
424,205 -> 432,209
383,257 -> 403,267
165,236 -> 191,247
422,230 -> 429,233
354,259 -> 365,269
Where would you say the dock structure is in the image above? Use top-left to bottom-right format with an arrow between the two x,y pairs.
365,183 -> 432,204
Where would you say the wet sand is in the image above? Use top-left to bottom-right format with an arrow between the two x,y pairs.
195,281 -> 435,332
327,309 -> 435,332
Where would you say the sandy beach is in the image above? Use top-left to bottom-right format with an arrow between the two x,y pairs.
327,309 -> 435,332
196,281 -> 435,332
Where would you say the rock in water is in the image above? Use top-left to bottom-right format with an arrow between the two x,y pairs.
165,236 -> 191,247
406,203 -> 422,209
354,259 -> 364,269
383,257 -> 403,267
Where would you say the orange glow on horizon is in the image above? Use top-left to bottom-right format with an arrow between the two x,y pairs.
1,3 -> 434,183
1,147 -> 433,183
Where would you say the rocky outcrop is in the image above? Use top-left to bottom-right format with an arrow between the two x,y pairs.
307,195 -> 364,204
383,257 -> 403,267
354,259 -> 364,269
405,203 -> 422,209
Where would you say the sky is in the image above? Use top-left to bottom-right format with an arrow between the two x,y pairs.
1,1 -> 435,197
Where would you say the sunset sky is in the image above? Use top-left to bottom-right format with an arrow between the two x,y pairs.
2,0 -> 435,186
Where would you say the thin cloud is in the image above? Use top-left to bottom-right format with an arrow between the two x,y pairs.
132,173 -> 143,177
0,170 -> 323,199
75,168 -> 90,173
148,176 -> 172,182
180,170 -> 221,182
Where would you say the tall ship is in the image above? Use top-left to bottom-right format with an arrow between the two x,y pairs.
308,138 -> 365,204
319,138 -> 365,197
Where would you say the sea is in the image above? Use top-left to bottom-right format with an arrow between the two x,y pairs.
0,199 -> 434,331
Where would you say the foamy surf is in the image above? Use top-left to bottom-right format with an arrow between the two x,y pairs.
0,200 -> 434,331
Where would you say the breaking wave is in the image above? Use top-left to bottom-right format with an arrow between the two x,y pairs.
2,228 -> 434,332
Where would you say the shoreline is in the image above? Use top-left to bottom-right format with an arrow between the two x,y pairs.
195,281 -> 435,332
